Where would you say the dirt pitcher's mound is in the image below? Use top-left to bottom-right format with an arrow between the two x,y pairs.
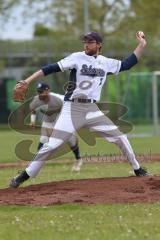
0,176 -> 160,206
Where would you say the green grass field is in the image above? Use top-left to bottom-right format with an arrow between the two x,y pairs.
1,126 -> 160,164
0,126 -> 160,240
1,204 -> 160,240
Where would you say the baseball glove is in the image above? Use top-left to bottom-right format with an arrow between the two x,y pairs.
13,81 -> 29,102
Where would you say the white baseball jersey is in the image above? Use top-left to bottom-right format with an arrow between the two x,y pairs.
30,92 -> 64,122
58,51 -> 121,101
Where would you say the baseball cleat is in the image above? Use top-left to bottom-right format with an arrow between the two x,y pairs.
9,170 -> 30,188
134,167 -> 151,177
72,159 -> 83,172
9,177 -> 21,188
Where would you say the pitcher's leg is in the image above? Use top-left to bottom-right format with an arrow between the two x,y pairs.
106,134 -> 140,169
89,119 -> 139,169
87,113 -> 140,169
106,135 -> 151,176
26,101 -> 77,178
9,102 -> 85,187
26,137 -> 64,177
88,111 -> 151,176
9,131 -> 72,188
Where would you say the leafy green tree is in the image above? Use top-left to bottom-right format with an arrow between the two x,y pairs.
0,0 -> 129,38
0,0 -> 20,15
1,0 -> 160,39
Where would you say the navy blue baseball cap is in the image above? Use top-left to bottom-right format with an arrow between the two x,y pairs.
82,31 -> 103,43
37,83 -> 50,92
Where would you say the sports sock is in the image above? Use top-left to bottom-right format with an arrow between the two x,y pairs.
17,171 -> 30,182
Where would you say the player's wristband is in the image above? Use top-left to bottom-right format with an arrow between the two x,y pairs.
31,114 -> 36,123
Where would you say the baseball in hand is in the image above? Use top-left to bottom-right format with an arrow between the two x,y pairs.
136,31 -> 145,39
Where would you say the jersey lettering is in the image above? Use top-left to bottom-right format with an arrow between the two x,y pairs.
80,64 -> 105,77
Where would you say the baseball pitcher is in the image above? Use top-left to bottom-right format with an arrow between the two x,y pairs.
10,31 -> 151,188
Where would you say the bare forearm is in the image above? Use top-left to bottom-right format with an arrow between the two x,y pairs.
24,70 -> 44,84
134,42 -> 146,61
133,31 -> 147,61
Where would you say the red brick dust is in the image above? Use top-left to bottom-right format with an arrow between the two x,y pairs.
0,176 -> 160,206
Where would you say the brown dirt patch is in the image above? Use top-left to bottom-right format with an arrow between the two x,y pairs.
0,176 -> 160,206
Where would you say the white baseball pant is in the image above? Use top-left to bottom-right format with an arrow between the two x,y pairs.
26,101 -> 140,177
40,121 -> 77,147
